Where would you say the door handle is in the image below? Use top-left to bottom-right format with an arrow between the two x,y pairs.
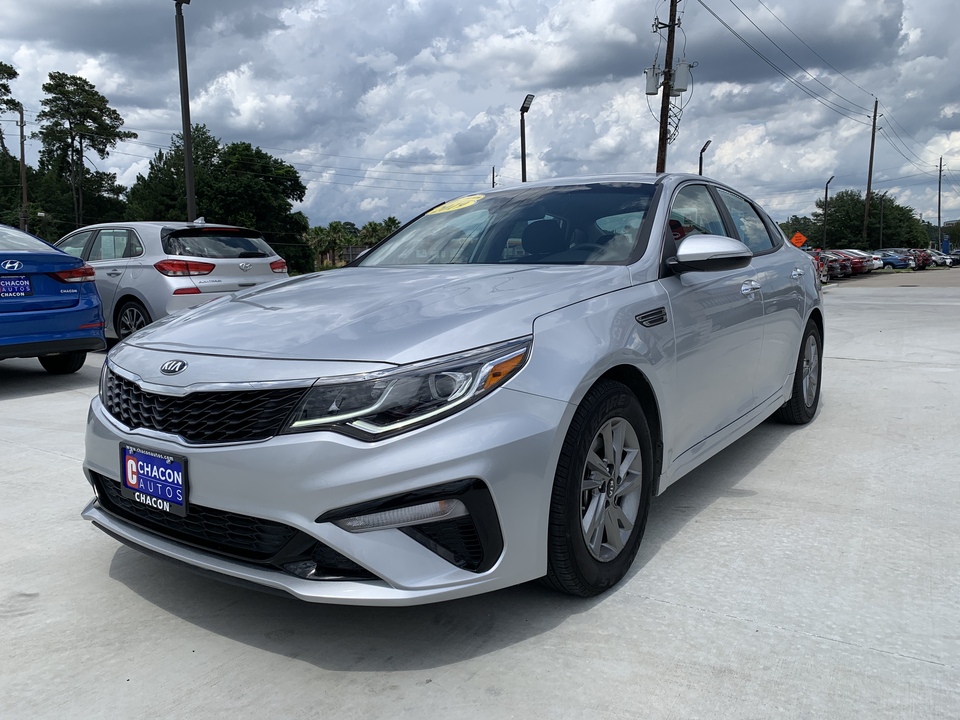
791,268 -> 805,279
740,280 -> 761,297
106,270 -> 122,277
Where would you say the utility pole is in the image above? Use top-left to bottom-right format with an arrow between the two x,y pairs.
174,0 -> 197,222
492,166 -> 495,189
655,0 -> 680,173
862,98 -> 879,244
938,156 -> 943,251
18,104 -> 28,232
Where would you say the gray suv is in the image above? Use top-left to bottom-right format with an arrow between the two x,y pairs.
56,221 -> 288,339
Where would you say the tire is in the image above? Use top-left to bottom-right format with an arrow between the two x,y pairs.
543,380 -> 653,597
38,351 -> 87,375
116,299 -> 152,339
775,321 -> 822,425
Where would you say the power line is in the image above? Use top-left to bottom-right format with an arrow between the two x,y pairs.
724,0 -> 872,115
696,0 -> 871,125
755,0 -> 875,103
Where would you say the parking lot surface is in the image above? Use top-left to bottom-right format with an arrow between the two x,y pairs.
2,268 -> 959,719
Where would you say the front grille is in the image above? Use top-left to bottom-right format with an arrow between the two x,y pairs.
93,473 -> 377,580
94,472 -> 299,561
103,368 -> 307,444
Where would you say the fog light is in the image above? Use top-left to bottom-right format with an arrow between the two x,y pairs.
283,560 -> 320,579
334,499 -> 468,533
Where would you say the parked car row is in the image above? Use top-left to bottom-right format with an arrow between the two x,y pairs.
1,219 -> 288,374
803,245 -> 956,282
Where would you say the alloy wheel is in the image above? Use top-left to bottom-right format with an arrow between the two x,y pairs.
579,417 -> 644,562
802,334 -> 820,408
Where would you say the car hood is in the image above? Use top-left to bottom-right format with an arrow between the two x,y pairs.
127,265 -> 631,364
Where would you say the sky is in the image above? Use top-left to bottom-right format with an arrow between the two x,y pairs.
1,0 -> 958,231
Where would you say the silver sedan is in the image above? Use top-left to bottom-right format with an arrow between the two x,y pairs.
80,174 -> 823,605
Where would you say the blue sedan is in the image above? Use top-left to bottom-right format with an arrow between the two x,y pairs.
0,224 -> 106,373
876,250 -> 915,269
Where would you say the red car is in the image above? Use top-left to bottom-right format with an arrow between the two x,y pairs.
831,249 -> 871,275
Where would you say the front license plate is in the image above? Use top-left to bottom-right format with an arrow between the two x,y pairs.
0,275 -> 32,298
119,445 -> 188,517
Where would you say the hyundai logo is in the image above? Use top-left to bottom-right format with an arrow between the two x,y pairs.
159,359 -> 188,375
1,259 -> 24,271
239,262 -> 252,272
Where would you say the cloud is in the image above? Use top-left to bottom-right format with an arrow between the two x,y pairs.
0,0 -> 957,229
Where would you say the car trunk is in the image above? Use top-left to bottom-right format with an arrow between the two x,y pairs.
0,252 -> 83,313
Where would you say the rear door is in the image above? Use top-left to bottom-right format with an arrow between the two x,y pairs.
715,188 -> 805,404
87,229 -> 136,311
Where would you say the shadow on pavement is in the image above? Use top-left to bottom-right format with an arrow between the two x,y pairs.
0,354 -> 104,400
106,414 -> 802,672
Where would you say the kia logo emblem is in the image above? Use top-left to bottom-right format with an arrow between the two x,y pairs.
160,359 -> 188,375
1,259 -> 23,271
239,262 -> 252,272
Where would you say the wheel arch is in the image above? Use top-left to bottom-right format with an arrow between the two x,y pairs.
593,364 -> 665,496
806,306 -> 824,349
112,293 -> 153,338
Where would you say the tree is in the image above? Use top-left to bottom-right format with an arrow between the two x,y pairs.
814,189 -> 867,250
0,61 -> 20,154
34,72 -> 137,227
126,124 -> 313,272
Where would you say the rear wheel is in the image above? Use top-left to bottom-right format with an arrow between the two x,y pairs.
775,321 -> 822,424
116,300 -> 151,339
543,380 -> 653,597
38,351 -> 87,375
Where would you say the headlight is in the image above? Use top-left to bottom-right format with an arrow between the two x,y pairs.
284,338 -> 531,440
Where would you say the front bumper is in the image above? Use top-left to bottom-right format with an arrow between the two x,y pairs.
82,385 -> 571,605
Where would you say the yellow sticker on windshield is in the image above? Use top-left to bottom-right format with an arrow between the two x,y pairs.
427,194 -> 485,214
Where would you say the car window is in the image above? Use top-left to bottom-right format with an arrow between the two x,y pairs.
716,189 -> 775,253
161,231 -> 275,259
89,229 -> 131,261
56,230 -> 95,258
125,232 -> 144,258
667,185 -> 727,243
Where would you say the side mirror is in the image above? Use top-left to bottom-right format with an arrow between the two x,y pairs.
667,235 -> 753,274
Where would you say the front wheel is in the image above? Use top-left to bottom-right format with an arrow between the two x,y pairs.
543,380 -> 653,597
38,351 -> 87,375
775,321 -> 822,424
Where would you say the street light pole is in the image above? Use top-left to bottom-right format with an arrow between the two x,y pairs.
174,0 -> 197,221
823,175 -> 834,249
520,94 -> 534,183
878,190 -> 888,249
698,139 -> 712,176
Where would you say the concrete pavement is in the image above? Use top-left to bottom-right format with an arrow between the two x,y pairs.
2,269 -> 959,719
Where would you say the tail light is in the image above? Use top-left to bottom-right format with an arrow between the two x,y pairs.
154,259 -> 216,276
270,259 -> 287,273
49,264 -> 96,283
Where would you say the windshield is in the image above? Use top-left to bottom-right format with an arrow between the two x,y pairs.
359,184 -> 656,266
